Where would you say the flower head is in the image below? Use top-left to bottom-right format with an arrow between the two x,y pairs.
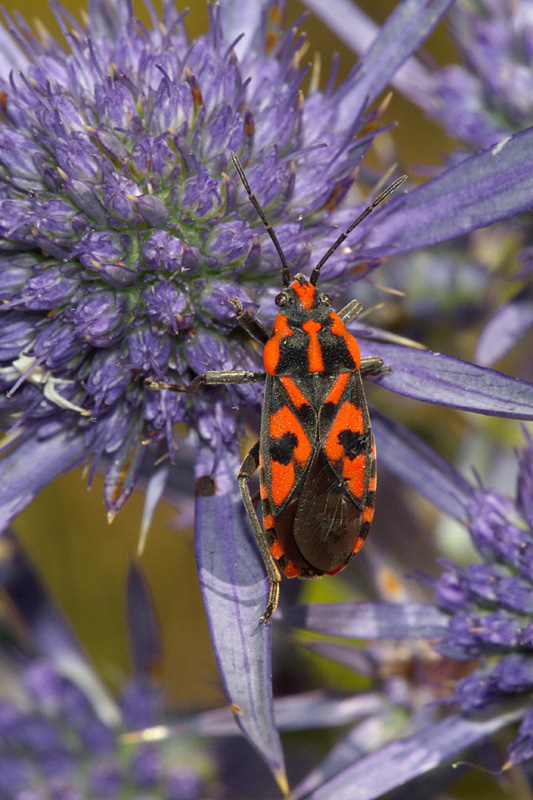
419,434 -> 533,764
432,0 -> 533,148
0,0 -> 392,513
372,417 -> 533,769
0,660 -> 210,800
6,1 -> 533,792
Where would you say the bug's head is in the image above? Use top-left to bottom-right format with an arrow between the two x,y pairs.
274,273 -> 332,325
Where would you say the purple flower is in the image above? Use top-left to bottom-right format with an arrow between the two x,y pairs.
1,0 -> 533,524
432,0 -> 533,149
5,0 -> 533,792
308,0 -> 533,368
282,421 -> 533,794
0,533 -> 213,800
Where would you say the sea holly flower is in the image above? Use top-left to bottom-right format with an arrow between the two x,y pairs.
428,0 -> 533,367
283,421 -> 533,796
0,532 -> 215,799
315,0 -> 533,368
4,0 -> 533,791
432,0 -> 533,149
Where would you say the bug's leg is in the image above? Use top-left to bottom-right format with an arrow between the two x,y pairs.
360,356 -> 390,380
231,298 -> 269,346
238,441 -> 281,623
250,489 -> 261,510
146,370 -> 265,394
337,298 -> 364,325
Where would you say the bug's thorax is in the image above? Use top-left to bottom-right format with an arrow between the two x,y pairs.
263,273 -> 361,377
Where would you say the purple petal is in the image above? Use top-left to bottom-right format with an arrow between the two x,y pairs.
359,340 -> 533,419
294,715 -> 393,799
0,429 -> 87,534
0,529 -> 119,726
302,642 -> 377,678
371,409 -> 473,521
362,128 -> 533,256
165,691 -> 385,737
0,21 -> 28,76
194,472 -> 287,794
282,602 -> 449,639
126,563 -> 162,678
331,0 -> 455,122
475,288 -> 533,367
217,0 -> 264,58
303,0 -> 435,113
138,461 -> 170,555
299,709 -> 525,800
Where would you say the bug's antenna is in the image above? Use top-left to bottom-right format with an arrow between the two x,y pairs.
309,175 -> 407,287
231,151 -> 291,288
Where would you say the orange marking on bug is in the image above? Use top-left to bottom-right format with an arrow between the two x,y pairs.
325,402 -> 366,497
363,506 -> 374,523
280,376 -> 310,408
282,561 -> 302,578
371,443 -> 377,459
269,407 -> 312,464
260,482 -> 269,500
353,536 -> 365,554
269,407 -> 312,506
270,460 -> 295,506
302,319 -> 325,372
263,314 -> 293,375
368,475 -> 377,492
330,312 -> 361,369
270,539 -> 284,559
292,280 -> 315,310
327,563 -> 346,575
324,402 -> 364,461
342,453 -> 366,498
325,372 -> 350,404
263,513 -> 275,530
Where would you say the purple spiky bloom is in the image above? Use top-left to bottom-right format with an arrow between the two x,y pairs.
277,424 -> 533,795
0,661 -> 209,800
7,0 -> 533,791
431,0 -> 533,149
2,0 -> 533,532
0,0 -> 399,518
3,0 -> 533,526
425,433 -> 533,766
0,541 -> 212,800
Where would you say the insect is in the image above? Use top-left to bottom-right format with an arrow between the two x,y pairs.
148,153 -> 406,621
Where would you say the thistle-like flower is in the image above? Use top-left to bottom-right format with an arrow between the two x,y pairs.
281,422 -> 533,795
5,0 -> 533,792
0,664 -> 208,800
0,531 -> 213,800
432,0 -> 533,149
0,0 -> 399,515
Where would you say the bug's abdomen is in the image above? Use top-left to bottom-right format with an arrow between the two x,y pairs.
259,372 -> 376,579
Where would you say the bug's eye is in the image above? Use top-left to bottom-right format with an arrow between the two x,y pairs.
275,292 -> 288,306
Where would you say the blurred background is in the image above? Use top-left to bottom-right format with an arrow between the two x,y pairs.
2,5 -> 528,797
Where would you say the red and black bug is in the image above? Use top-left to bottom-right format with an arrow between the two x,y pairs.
148,154 -> 406,621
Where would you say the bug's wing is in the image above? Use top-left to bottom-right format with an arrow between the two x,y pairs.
260,375 -> 317,513
291,448 -> 364,573
318,370 -> 375,509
